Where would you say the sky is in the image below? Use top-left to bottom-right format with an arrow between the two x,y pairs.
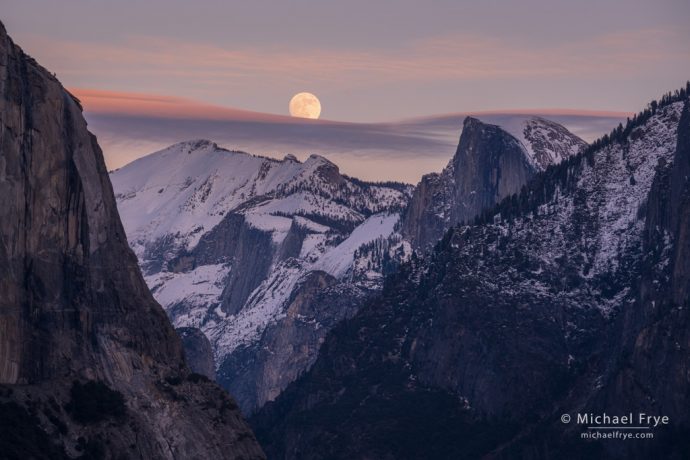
2,0 -> 689,181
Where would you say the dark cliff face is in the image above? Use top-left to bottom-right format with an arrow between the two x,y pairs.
400,118 -> 526,250
203,213 -> 276,316
448,117 -> 536,223
401,116 -> 533,250
401,116 -> 584,250
0,23 -> 264,459
177,327 -> 216,380
217,270 -> 366,414
252,96 -> 690,459
0,20 -> 179,389
399,170 -> 452,251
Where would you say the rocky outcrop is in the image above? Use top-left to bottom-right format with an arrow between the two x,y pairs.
217,271 -> 366,414
177,327 -> 216,380
399,171 -> 453,251
210,215 -> 276,316
0,22 -> 264,459
251,93 -> 690,459
401,116 -> 585,249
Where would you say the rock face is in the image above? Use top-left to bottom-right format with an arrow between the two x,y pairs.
111,141 -> 412,413
401,116 -> 586,249
177,328 -> 216,380
0,22 -> 264,459
218,270 -> 366,414
251,92 -> 690,459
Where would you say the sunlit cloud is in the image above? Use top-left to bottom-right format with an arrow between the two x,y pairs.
72,88 -> 304,122
71,88 -> 629,183
30,27 -> 689,95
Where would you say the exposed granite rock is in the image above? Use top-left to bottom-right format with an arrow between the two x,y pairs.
401,116 -> 585,250
399,171 -> 452,251
217,271 -> 366,414
0,22 -> 264,459
215,216 -> 276,316
177,327 -> 216,380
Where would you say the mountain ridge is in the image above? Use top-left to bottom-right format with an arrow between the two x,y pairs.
111,139 -> 413,413
401,114 -> 586,249
251,86 -> 690,459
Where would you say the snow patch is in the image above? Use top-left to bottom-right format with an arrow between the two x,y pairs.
316,213 -> 400,278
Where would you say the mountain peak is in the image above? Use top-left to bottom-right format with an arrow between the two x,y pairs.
111,138 -> 411,413
462,115 -> 483,127
401,114 -> 584,249
172,138 -> 219,154
305,153 -> 335,166
472,114 -> 587,170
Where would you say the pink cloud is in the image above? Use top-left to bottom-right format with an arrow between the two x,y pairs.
70,88 -> 346,124
71,88 -> 632,124
29,27 -> 689,92
69,88 -> 629,182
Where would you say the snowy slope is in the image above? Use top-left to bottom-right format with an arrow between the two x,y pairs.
111,141 -> 412,375
112,140 -> 299,255
167,210 -> 404,360
475,115 -> 587,170
472,101 -> 684,315
315,213 -> 400,278
111,140 -> 408,260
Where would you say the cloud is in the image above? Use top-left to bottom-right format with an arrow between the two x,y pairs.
72,88 -> 300,121
31,28 -> 688,96
74,89 -> 628,183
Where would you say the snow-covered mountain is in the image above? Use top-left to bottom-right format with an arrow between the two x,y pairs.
112,115 -> 584,414
480,114 -> 586,169
112,140 -> 407,263
111,140 -> 412,412
401,115 -> 586,248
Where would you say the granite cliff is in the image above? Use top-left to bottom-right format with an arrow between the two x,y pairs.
0,22 -> 264,459
401,116 -> 586,249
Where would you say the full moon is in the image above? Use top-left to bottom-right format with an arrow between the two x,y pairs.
289,92 -> 321,119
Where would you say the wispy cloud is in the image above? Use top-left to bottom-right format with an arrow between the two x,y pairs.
31,27 -> 688,93
72,88 -> 300,121
74,89 -> 628,183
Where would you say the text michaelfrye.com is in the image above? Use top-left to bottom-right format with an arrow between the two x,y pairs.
561,412 -> 669,441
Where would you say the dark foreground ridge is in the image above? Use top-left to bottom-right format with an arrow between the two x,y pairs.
0,21 -> 265,459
